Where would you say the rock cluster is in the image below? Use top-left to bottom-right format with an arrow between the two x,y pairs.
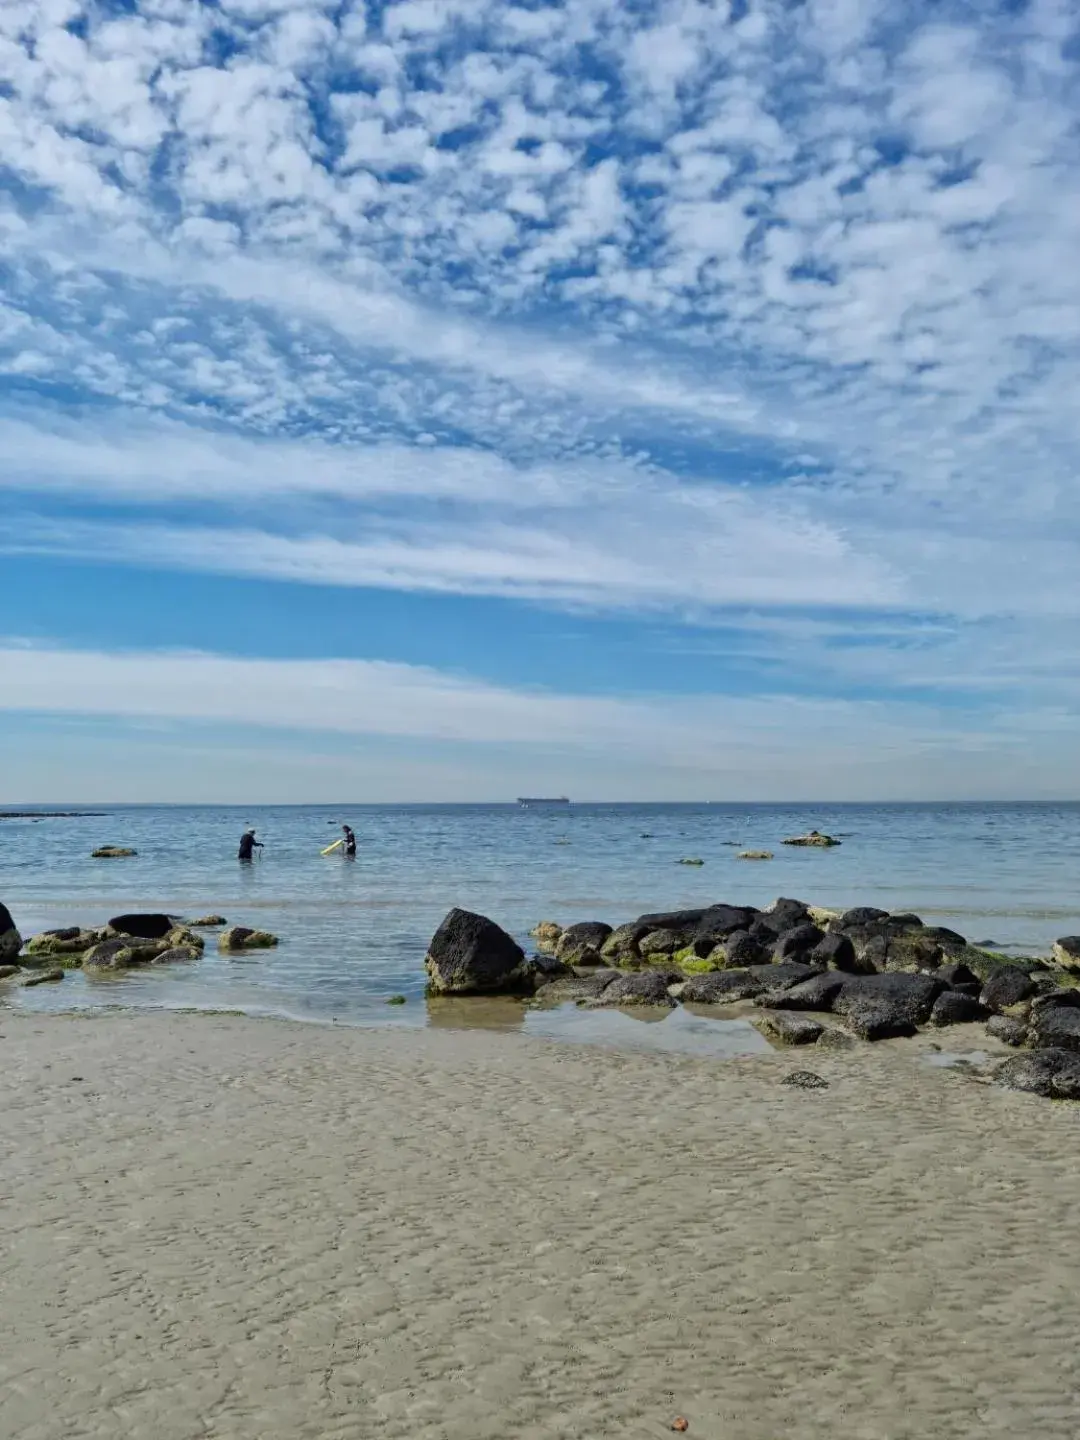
0,904 -> 279,981
425,898 -> 1080,1100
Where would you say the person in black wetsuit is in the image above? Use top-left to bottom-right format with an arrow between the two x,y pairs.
341,824 -> 357,857
238,829 -> 263,861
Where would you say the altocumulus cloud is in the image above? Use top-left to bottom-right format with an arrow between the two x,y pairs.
2,0 -> 1080,792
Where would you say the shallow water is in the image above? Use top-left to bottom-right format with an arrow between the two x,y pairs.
3,802 -> 1079,1049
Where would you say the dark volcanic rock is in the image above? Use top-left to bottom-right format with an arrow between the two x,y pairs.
425,909 -> 528,995
639,927 -> 683,957
833,972 -> 943,1039
632,907 -> 707,936
767,898 -> 812,932
986,1015 -> 1028,1047
754,1012 -> 824,1046
759,972 -> 847,1011
747,960 -> 821,991
1029,995 -> 1080,1053
679,969 -> 765,1004
690,904 -> 759,956
0,901 -> 21,960
808,932 -> 861,973
919,926 -> 969,954
774,923 -> 825,960
748,916 -> 780,945
720,931 -> 768,969
594,970 -> 678,1007
938,962 -> 981,990
839,906 -> 890,929
980,966 -> 1037,1014
555,921 -> 613,965
108,913 -> 174,940
149,946 -> 201,965
600,924 -> 641,964
996,1048 -> 1080,1097
930,991 -> 986,1026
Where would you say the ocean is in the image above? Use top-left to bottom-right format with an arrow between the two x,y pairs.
3,802 -> 1079,1052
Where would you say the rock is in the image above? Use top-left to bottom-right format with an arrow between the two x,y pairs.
816,1027 -> 856,1051
218,926 -> 280,953
555,921 -> 612,965
753,1012 -> 824,1045
748,916 -> 780,945
165,925 -> 204,952
24,927 -> 107,959
0,902 -> 21,960
919,926 -> 969,954
980,966 -> 1037,1013
833,972 -> 943,1039
109,913 -> 175,940
568,968 -> 621,997
84,938 -> 167,970
91,847 -> 137,858
930,991 -> 986,1026
189,915 -> 228,928
995,1048 -> 1080,1097
0,964 -> 20,980
749,960 -> 821,991
879,931 -> 945,974
424,909 -> 527,995
1052,937 -> 1080,970
782,1071 -> 829,1089
738,850 -> 773,860
386,995 -> 407,1005
887,913 -> 925,931
937,962 -> 981,990
1028,996 -> 1080,1053
593,970 -> 678,1007
677,858 -> 704,866
691,904 -> 758,956
600,924 -> 641,964
759,972 -> 847,1011
149,947 -> 201,965
986,1015 -> 1028,1047
679,969 -> 765,1004
717,931 -> 768,969
773,923 -> 825,960
639,928 -> 683,957
781,831 -> 840,848
807,932 -> 867,974
21,967 -> 64,987
839,906 -> 890,928
767,898 -> 812,931
633,907 -> 708,934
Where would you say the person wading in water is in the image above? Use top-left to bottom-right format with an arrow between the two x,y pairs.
341,824 -> 357,857
238,828 -> 264,861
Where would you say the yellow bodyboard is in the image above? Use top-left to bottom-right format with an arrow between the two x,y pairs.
321,838 -> 344,855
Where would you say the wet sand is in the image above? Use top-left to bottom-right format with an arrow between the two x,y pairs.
2,1011 -> 1079,1439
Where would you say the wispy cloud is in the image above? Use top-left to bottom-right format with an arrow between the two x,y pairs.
2,0 -> 1080,780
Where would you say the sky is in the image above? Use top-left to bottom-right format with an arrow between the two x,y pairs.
2,0 -> 1079,801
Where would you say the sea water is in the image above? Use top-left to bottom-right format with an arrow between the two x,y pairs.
2,803 -> 1078,1047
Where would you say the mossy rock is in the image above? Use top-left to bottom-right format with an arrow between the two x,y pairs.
677,857 -> 705,866
165,925 -> 204,953
24,927 -> 107,958
738,850 -> 773,861
599,924 -> 641,964
386,994 -> 408,1006
91,847 -> 137,858
189,915 -> 228,928
219,926 -> 280,951
530,921 -> 563,950
676,955 -> 719,975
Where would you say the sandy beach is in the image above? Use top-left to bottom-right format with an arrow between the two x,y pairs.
3,1013 -> 1079,1440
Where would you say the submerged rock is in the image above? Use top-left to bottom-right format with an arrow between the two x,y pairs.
24,927 -> 107,961
677,857 -> 705,866
738,850 -> 773,861
218,926 -> 280,953
753,1012 -> 823,1046
189,914 -> 228,929
0,902 -> 21,961
781,831 -> 840,848
20,967 -> 64,987
592,970 -> 678,1007
424,908 -> 527,995
91,847 -> 137,858
149,946 -> 201,965
782,1070 -> 829,1089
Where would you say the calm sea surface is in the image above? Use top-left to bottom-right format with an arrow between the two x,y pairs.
3,803 -> 1079,1052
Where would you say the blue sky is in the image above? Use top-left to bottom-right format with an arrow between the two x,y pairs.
2,0 -> 1079,800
